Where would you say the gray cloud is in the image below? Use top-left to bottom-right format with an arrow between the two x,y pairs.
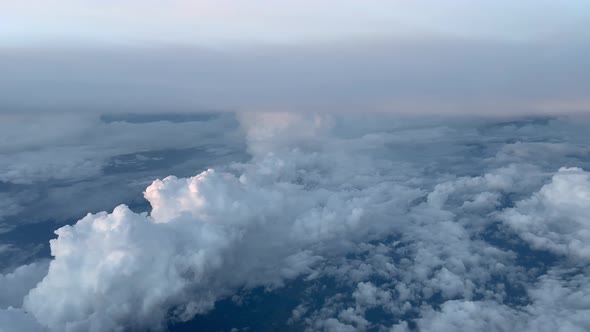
500,167 -> 590,262
0,261 -> 48,309
1,36 -> 589,115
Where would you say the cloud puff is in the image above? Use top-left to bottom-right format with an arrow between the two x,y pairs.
0,307 -> 46,332
412,300 -> 521,332
523,267 -> 590,332
0,112 -> 247,247
407,267 -> 590,332
0,261 -> 48,309
500,167 -> 590,262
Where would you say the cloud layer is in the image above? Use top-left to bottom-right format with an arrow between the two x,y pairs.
1,113 -> 590,331
1,38 -> 589,115
2,1 -> 589,116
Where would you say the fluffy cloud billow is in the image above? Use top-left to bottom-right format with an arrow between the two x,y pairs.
1,113 -> 590,331
18,114 -> 423,331
500,167 -> 590,262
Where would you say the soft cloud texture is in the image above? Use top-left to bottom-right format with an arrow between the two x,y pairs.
20,113 -> 423,331
501,168 -> 590,262
0,113 -> 241,185
2,1 -> 589,115
1,113 -> 590,331
0,112 -> 247,275
1,37 -> 589,115
0,261 -> 48,309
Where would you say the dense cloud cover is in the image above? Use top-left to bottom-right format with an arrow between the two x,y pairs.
1,36 -> 589,115
1,113 -> 590,331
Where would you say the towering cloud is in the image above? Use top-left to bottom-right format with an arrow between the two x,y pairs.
19,113 -> 422,331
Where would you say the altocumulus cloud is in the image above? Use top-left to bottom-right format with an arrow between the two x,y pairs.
1,113 -> 590,331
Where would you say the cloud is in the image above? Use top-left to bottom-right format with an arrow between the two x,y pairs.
0,113 -> 241,185
524,267 -> 590,332
0,112 -> 246,245
1,35 -> 590,115
0,261 -> 49,309
500,167 -> 590,262
0,262 -> 49,332
18,113 -> 422,331
406,267 -> 590,332
0,307 -> 46,332
2,112 -> 590,331
2,0 -> 589,46
411,300 -> 522,332
0,193 -> 22,224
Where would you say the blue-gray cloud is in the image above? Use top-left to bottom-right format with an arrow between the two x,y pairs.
1,37 -> 589,115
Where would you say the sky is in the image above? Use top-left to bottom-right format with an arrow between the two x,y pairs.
1,3 -> 590,330
1,0 -> 589,114
1,1 -> 589,45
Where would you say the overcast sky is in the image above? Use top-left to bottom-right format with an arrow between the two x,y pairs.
1,0 -> 589,114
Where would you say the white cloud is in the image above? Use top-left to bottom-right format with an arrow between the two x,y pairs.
0,261 -> 49,309
0,112 -> 246,238
524,267 -> 590,332
0,307 -> 46,332
500,167 -> 590,261
19,113 -> 424,331
412,300 -> 522,332
407,267 -> 590,332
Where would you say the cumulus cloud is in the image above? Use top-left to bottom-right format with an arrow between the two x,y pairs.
411,300 -> 522,332
404,267 -> 590,332
500,167 -> 590,261
0,112 -> 247,247
0,262 -> 49,332
0,261 -> 48,309
2,112 -> 590,331
0,307 -> 46,332
523,267 -> 590,332
16,113 -> 420,331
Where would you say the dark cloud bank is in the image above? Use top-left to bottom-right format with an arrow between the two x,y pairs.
1,112 -> 590,331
